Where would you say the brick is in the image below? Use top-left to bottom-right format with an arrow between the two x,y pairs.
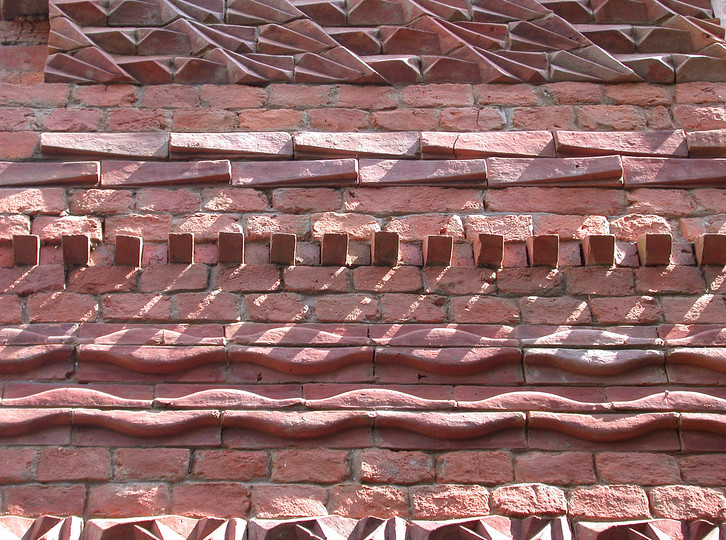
650,486 -> 726,520
520,296 -> 591,324
440,107 -> 505,131
372,109 -> 438,131
477,84 -> 539,105
437,451 -> 513,484
4,485 -> 86,517
372,231 -> 399,266
535,215 -> 609,240
330,485 -> 408,519
647,106 -> 674,129
423,267 -> 496,295
284,266 -> 349,293
380,293 -> 446,322
474,234 -> 504,269
0,161 -> 99,188
542,82 -> 601,103
386,214 -> 463,241
605,83 -> 673,105
246,215 -> 309,241
142,85 -> 197,108
27,292 -> 98,322
681,216 -> 726,242
337,85 -> 398,109
590,296 -> 662,324
107,108 -> 170,131
401,84 -> 473,107
636,266 -> 705,293
579,105 -> 647,130
583,235 -> 616,266
515,452 -> 595,485
115,235 -> 142,267
36,447 -> 109,482
488,156 -> 622,188
321,233 -> 348,266
687,130 -> 726,157
357,449 -> 433,484
570,485 -> 650,520
313,294 -> 379,322
0,107 -> 35,130
269,233 -> 296,265
269,84 -> 333,107
218,231 -> 245,265
215,264 -> 280,292
193,450 -> 267,481
0,132 -> 38,160
673,105 -> 726,130
512,106 -> 575,130
610,214 -> 671,242
12,234 -> 38,266
62,234 -> 90,266
272,188 -> 340,213
596,453 -> 679,485
88,484 -> 170,517
245,293 -> 309,322
565,267 -> 635,296
102,160 -> 230,188
272,449 -> 348,483
140,264 -> 208,292
168,233 -> 194,264
410,485 -> 489,519
695,234 -> 726,266
693,189 -> 726,215
637,233 -> 672,266
662,295 -> 726,323
42,108 -> 102,131
497,268 -> 562,295
102,293 -> 171,321
251,485 -> 327,519
115,448 -> 189,481
527,235 -> 559,267
136,188 -> 201,213
313,212 -> 380,241
0,214 -> 33,242
42,132 -> 169,159
345,187 -> 482,214
172,483 -> 250,518
237,109 -> 305,130
203,188 -> 269,213
679,455 -> 726,485
69,189 -> 133,215
627,189 -> 698,216
0,265 -> 64,294
173,292 -> 239,321
68,266 -> 138,294
449,296 -> 519,323
73,85 -> 138,107
424,235 -> 453,266
0,448 -> 35,483
487,188 -> 625,215
32,216 -> 102,243
491,484 -> 567,516
309,108 -> 369,131
199,85 -> 266,108
0,296 -> 21,323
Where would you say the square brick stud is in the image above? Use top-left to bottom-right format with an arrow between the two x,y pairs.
473,233 -> 504,269
270,233 -> 296,265
13,234 -> 40,266
62,235 -> 90,266
527,235 -> 559,267
372,231 -> 399,266
115,235 -> 143,267
169,233 -> 194,264
695,234 -> 726,266
637,233 -> 671,266
321,233 -> 348,266
424,235 -> 453,266
218,232 -> 245,265
582,234 -> 616,266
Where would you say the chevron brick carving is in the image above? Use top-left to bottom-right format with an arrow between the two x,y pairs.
35,0 -> 726,84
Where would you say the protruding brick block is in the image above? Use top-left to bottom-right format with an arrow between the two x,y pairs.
115,235 -> 143,267
582,234 -> 616,266
527,235 -> 559,267
12,234 -> 40,266
270,233 -> 296,265
169,233 -> 194,264
637,233 -> 672,266
321,233 -> 348,266
372,231 -> 399,266
62,235 -> 90,266
218,232 -> 245,265
694,234 -> 726,266
423,235 -> 453,266
473,233 -> 504,269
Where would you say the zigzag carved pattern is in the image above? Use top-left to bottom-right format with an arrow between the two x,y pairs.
41,0 -> 726,84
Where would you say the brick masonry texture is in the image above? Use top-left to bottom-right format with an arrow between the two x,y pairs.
1,15 -> 726,526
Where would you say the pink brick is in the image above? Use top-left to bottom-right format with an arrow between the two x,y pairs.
115,448 -> 190,481
272,449 -> 348,483
0,215 -> 29,241
215,265 -> 281,292
673,105 -> 726,130
515,452 -> 595,485
173,483 -> 250,518
5,485 -> 86,517
136,188 -> 201,213
636,266 -> 705,294
172,214 -> 241,243
105,214 -> 172,243
140,264 -> 208,292
386,214 -> 463,241
36,447 -> 110,482
0,83 -> 69,107
102,293 -> 171,320
542,82 -> 602,104
357,449 -> 433,484
0,448 -> 35,482
0,295 -> 22,323
662,295 -> 726,323
73,85 -> 138,107
273,188 -> 340,213
675,82 -> 726,103
465,215 -> 532,241
435,451 -> 514,485
410,485 -> 489,519
172,109 -> 237,132
491,484 -> 567,516
330,485 -> 408,519
251,485 -> 327,519
497,268 -> 562,295
610,214 -> 672,241
42,108 -> 102,131
142,85 -> 197,108
284,266 -> 349,293
605,84 -> 673,106
570,485 -> 650,520
596,453 -> 679,485
269,84 -> 333,107
313,294 -> 380,322
372,109 -> 439,131
199,85 -> 266,108
88,484 -> 170,517
423,267 -> 496,295
402,84 -> 473,107
173,292 -> 240,321
565,267 -> 635,296
308,108 -> 369,131
0,132 -> 39,159
344,187 -> 483,214
476,84 -> 539,105
512,106 -> 575,130
69,189 -> 132,215
203,188 -> 269,212
679,455 -> 726,485
579,105 -> 647,130
449,296 -> 519,323
650,486 -> 726,520
590,296 -> 662,324
627,189 -> 698,216
107,108 -> 170,131
380,293 -> 446,323
353,266 -> 421,292
245,293 -> 309,322
32,216 -> 102,243
27,292 -> 98,322
520,296 -> 591,324
535,215 -> 609,240
237,109 -> 305,131
246,214 -> 309,241
337,85 -> 398,110
68,266 -> 139,294
487,188 -> 625,215
312,212 -> 380,241
193,450 -> 267,481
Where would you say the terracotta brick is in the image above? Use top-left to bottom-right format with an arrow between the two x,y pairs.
647,106 -> 674,129
0,295 -> 22,323
610,214 -> 672,242
269,84 -> 333,107
168,233 -> 194,264
0,107 -> 35,130
269,233 -> 297,265
487,188 -> 625,215
440,107 -> 505,131
565,267 -> 635,296
139,264 -> 207,292
520,296 -> 591,324
199,85 -> 266,108
173,214 -> 241,244
313,212 -> 380,241
353,266 -> 421,292
627,189 -> 698,216
570,485 -> 650,520
115,448 -> 190,481
526,235 -> 559,268
313,294 -> 379,322
237,109 -> 305,131
380,293 -> 446,322
174,292 -> 239,321
88,484 -> 170,517
372,109 -> 439,131
4,485 -> 86,517
142,85 -> 198,108
68,266 -> 138,294
245,293 -> 309,322
636,266 -> 705,294
272,449 -> 348,483
372,232 -> 399,266
344,187 -> 483,214
37,447 -> 109,482
173,483 -> 250,518
107,108 -> 170,131
675,82 -> 726,103
42,108 -> 102,132
0,132 -> 38,159
605,84 -> 673,106
0,83 -> 68,107
637,233 -> 672,266
135,188 -> 200,213
203,188 -> 269,212
105,214 -> 172,243
650,486 -> 726,520
662,295 -> 726,323
357,449 -> 433,484
27,292 -> 98,322
491,484 -> 567,516
535,215 -> 609,240
402,84 -> 473,107
673,105 -> 726,130
32,216 -> 101,244
273,188 -> 340,213
309,108 -> 369,131
476,84 -> 539,105
590,296 -> 662,324
542,82 -> 602,104
596,453 -> 679,485
321,233 -> 348,266
497,268 -> 562,295
423,267 -> 496,295
386,215 -> 463,241
12,233 -> 39,266
438,451 -> 513,484
251,485 -> 327,519
0,448 -> 36,483
410,485 -> 489,519
246,214 -> 309,241
512,106 -> 575,130
73,85 -> 138,107
69,189 -> 133,215
679,455 -> 726,485
115,235 -> 142,267
62,234 -> 90,266
515,452 -> 595,485
582,235 -> 616,266
172,109 -> 237,132
337,85 -> 398,110
579,105 -> 647,130
330,485 -> 408,519
450,296 -> 519,323
191,450 -> 266,481
102,293 -> 171,321
283,266 -> 348,293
